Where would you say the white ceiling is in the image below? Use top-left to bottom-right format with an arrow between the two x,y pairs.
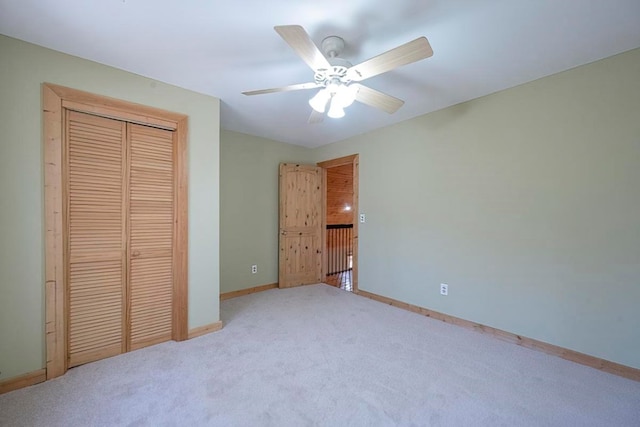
1,0 -> 640,148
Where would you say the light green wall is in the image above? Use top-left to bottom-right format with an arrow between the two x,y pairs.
220,130 -> 312,293
3,33 -> 637,382
313,48 -> 640,368
0,35 -> 220,380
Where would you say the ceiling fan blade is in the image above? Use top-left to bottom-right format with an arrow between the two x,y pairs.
347,37 -> 433,82
352,83 -> 404,114
274,25 -> 331,71
242,82 -> 320,96
308,109 -> 325,124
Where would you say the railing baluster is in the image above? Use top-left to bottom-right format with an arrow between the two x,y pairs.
341,227 -> 344,272
326,224 -> 353,276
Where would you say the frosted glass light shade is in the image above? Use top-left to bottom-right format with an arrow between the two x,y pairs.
309,89 -> 330,113
327,99 -> 345,118
333,84 -> 357,108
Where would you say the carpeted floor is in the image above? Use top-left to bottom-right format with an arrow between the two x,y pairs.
1,284 -> 639,426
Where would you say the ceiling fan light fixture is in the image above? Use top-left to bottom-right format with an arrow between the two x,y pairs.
332,84 -> 357,108
326,79 -> 341,94
309,89 -> 330,113
327,99 -> 346,119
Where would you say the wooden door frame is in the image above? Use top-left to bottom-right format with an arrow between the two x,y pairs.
43,83 -> 189,379
317,154 -> 359,292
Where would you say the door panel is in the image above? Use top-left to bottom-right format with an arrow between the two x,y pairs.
67,111 -> 126,367
67,115 -> 175,363
128,124 -> 174,350
279,163 -> 324,288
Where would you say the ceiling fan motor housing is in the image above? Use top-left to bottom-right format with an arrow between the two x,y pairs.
321,36 -> 345,58
314,66 -> 350,88
314,36 -> 353,89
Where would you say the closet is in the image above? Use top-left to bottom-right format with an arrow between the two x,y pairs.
66,110 -> 175,367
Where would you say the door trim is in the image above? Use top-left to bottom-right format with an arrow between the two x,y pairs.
317,154 -> 359,292
43,83 -> 189,379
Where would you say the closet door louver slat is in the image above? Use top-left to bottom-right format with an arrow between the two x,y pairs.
67,111 -> 126,367
128,124 -> 174,350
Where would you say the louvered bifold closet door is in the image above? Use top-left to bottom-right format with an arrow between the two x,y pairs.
67,111 -> 126,367
128,124 -> 174,350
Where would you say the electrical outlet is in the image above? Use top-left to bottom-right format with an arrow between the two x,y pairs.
359,213 -> 366,223
440,283 -> 448,296
251,264 -> 258,274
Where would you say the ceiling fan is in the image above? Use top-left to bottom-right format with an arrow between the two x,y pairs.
242,25 -> 433,122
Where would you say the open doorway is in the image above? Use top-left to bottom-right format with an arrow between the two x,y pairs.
318,155 -> 359,292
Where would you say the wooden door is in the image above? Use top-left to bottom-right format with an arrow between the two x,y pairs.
65,112 -> 176,366
44,83 -> 189,379
279,163 -> 324,288
66,111 -> 127,367
128,124 -> 174,350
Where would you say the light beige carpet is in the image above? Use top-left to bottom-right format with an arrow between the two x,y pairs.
1,284 -> 639,426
